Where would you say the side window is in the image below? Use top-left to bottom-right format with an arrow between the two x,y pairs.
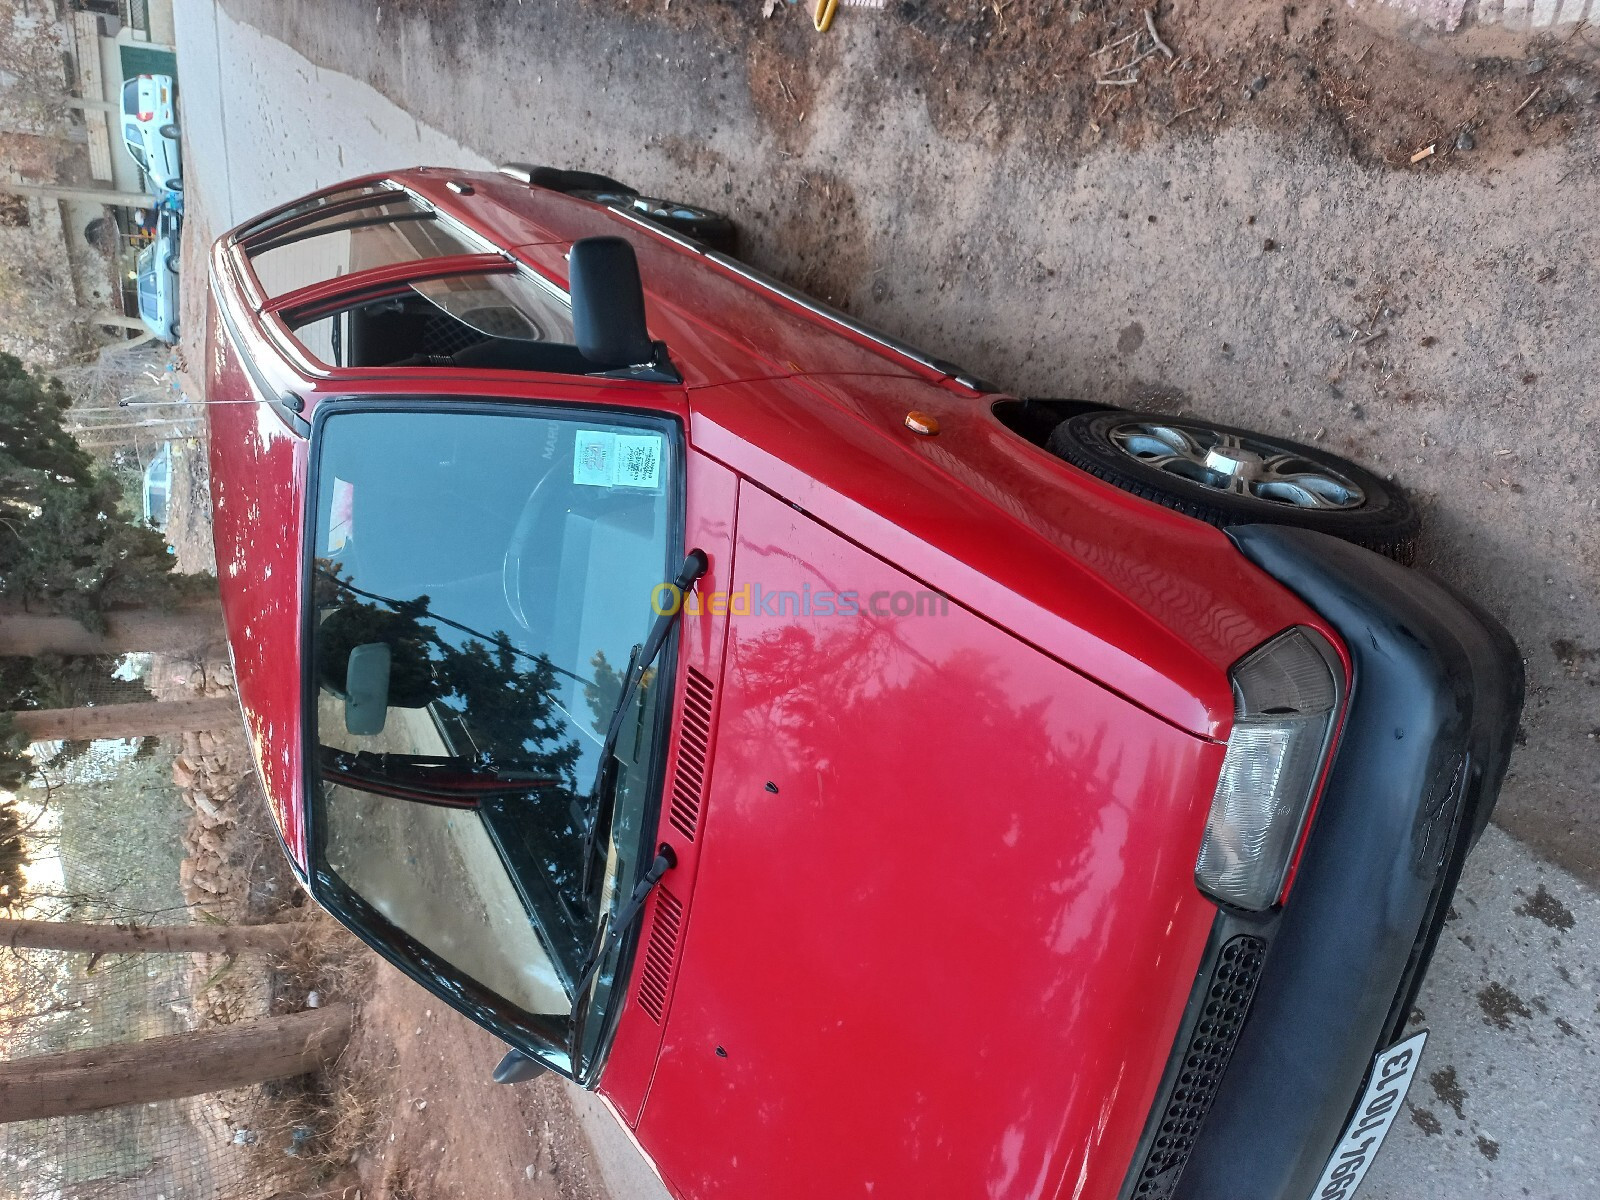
124,128 -> 148,168
245,195 -> 480,301
234,183 -> 394,243
288,270 -> 585,375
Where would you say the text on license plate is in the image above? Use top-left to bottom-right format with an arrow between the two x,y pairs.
1309,1030 -> 1428,1200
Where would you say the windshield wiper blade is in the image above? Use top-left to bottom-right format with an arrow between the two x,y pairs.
567,843 -> 677,1069
320,747 -> 561,807
578,549 -> 707,898
572,844 -> 676,997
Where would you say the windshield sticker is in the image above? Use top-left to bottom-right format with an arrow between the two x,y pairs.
573,430 -> 663,489
327,477 -> 354,552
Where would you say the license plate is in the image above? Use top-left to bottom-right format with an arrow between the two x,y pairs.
1308,1030 -> 1427,1200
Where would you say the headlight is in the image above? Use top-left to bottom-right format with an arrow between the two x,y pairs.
1195,627 -> 1343,911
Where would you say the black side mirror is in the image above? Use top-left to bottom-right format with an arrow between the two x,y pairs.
492,1046 -> 550,1084
569,237 -> 654,369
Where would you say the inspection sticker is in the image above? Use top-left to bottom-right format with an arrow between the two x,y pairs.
573,430 -> 662,489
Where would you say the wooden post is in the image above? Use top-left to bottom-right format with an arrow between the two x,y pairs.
0,1005 -> 353,1124
9,697 -> 240,742
0,602 -> 225,658
91,313 -> 151,332
0,182 -> 157,207
0,918 -> 299,957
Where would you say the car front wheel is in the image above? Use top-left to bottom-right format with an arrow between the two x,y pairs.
623,196 -> 738,256
1047,410 -> 1419,562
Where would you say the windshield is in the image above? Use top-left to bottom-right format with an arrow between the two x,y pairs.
306,405 -> 677,1063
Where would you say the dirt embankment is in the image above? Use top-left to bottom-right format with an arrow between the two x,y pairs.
569,0 -> 1600,170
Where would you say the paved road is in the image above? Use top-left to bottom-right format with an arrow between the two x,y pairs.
170,2 -> 1600,1197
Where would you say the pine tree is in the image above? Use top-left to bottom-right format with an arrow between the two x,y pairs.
0,352 -> 203,625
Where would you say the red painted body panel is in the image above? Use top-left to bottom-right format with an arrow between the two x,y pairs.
633,485 -> 1223,1200
688,375 -> 1325,739
598,448 -> 741,1126
203,300 -> 310,866
429,169 -> 931,386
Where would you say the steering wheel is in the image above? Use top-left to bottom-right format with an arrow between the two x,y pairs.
501,465 -> 658,636
502,461 -> 562,634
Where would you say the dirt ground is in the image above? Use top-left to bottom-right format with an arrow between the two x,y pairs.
342,976 -> 610,1200
388,0 -> 1600,169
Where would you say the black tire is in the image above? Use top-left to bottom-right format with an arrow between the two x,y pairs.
1046,410 -> 1419,562
160,123 -> 180,139
165,177 -> 183,193
165,255 -> 179,273
625,196 -> 738,256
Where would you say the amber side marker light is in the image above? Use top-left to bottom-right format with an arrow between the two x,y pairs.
904,411 -> 940,436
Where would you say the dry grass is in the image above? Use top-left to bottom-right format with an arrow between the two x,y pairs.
268,907 -> 376,1002
243,909 -> 387,1191
250,1065 -> 390,1181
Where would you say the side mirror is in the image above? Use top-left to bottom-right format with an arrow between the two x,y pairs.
569,236 -> 654,369
343,643 -> 392,736
492,1047 -> 550,1084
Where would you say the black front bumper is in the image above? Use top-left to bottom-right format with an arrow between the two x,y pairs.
1120,527 -> 1524,1200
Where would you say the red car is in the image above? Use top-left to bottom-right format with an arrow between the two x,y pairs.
205,166 -> 1522,1200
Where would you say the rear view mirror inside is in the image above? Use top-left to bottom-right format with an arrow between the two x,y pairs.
344,642 -> 392,736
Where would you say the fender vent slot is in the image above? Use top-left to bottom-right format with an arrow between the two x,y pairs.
667,667 -> 715,842
636,887 -> 683,1024
1130,934 -> 1267,1199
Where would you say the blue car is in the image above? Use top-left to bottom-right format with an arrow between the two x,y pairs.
142,442 -> 173,530
137,207 -> 182,343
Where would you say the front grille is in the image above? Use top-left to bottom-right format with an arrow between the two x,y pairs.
1132,935 -> 1267,1199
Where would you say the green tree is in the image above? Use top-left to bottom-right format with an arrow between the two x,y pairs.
311,561 -> 581,788
436,631 -> 580,789
0,352 -> 204,624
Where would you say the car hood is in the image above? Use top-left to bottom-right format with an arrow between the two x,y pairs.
205,302 -> 310,868
632,483 -> 1225,1200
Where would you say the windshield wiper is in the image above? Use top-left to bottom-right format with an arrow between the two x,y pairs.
567,843 -> 677,1074
319,747 -> 560,807
578,549 -> 707,899
571,844 -> 676,998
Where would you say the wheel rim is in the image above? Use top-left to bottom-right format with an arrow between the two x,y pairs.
631,196 -> 709,222
1106,420 -> 1367,511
